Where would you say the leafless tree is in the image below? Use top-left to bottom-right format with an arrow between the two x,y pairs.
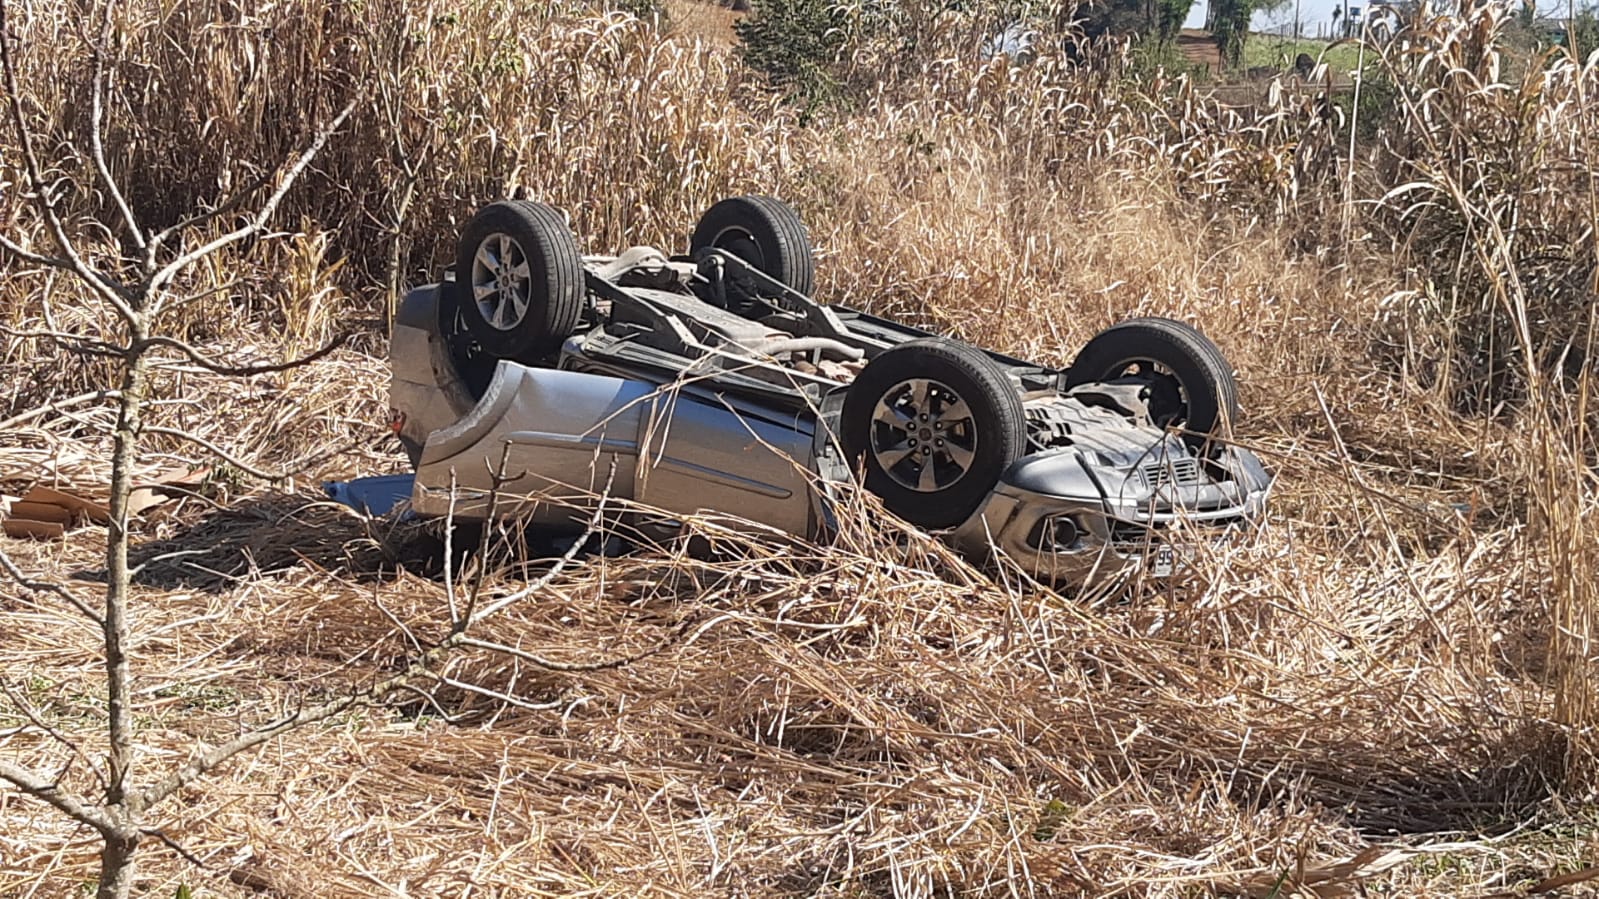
0,4 -> 661,896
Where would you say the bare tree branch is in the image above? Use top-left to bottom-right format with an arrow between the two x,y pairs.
141,172 -> 276,260
133,471 -> 647,811
122,483 -> 660,814
145,99 -> 357,298
140,427 -> 299,482
0,322 -> 124,358
465,463 -> 615,626
465,529 -> 595,625
87,2 -> 143,253
427,674 -> 565,713
138,602 -> 680,810
1,682 -> 108,788
0,0 -> 138,323
0,231 -> 81,268
139,330 -> 351,378
154,277 -> 239,314
0,545 -> 108,627
0,759 -> 117,836
0,389 -> 122,430
460,443 -> 523,626
371,592 -> 424,657
140,828 -> 206,870
392,682 -> 477,723
140,651 -> 435,808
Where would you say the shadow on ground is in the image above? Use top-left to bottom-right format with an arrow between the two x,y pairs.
73,492 -> 434,592
1241,722 -> 1566,838
75,491 -> 624,593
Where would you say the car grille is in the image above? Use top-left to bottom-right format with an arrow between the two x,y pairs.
1140,457 -> 1203,488
1110,514 -> 1243,548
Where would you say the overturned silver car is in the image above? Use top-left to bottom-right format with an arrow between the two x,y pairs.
387,196 -> 1270,581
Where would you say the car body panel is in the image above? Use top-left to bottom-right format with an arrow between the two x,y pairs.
407,358 -> 817,535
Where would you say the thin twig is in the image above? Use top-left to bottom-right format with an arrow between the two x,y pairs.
140,828 -> 206,870
0,389 -> 123,431
145,99 -> 357,297
444,468 -> 460,625
139,330 -> 351,377
0,546 -> 107,627
87,2 -> 143,252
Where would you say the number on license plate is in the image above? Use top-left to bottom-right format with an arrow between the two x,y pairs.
1148,543 -> 1178,576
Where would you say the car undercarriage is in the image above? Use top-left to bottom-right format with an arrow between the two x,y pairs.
381,196 -> 1271,582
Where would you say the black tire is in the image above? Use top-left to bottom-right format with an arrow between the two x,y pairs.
1065,317 -> 1240,441
454,201 -> 584,361
690,195 -> 815,297
841,338 -> 1026,528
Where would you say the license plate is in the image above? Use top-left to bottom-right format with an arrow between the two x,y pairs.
1148,542 -> 1180,576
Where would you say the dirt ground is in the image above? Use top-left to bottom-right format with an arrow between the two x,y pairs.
1177,28 -> 1226,75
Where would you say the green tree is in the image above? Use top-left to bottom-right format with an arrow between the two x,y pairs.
735,0 -> 852,105
1158,0 -> 1196,41
1209,0 -> 1290,68
1558,6 -> 1599,59
736,0 -> 1047,107
1506,2 -> 1599,64
1075,0 -> 1158,38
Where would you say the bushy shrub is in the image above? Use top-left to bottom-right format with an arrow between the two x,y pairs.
734,0 -> 853,106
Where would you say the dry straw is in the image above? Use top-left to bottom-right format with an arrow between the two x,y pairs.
2,0 -> 1597,895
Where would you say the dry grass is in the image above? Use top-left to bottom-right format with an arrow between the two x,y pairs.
2,0 -> 1598,895
665,0 -> 742,47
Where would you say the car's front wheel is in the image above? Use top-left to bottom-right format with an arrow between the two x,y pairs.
841,338 -> 1026,529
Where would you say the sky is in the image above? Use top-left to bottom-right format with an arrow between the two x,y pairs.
1180,0 -> 1346,33
1181,0 -> 1581,35
1181,0 -> 1394,35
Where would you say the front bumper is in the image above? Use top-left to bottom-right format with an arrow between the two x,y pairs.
950,447 -> 1272,582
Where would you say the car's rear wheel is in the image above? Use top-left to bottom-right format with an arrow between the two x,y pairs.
690,195 -> 815,297
1064,317 -> 1239,442
841,338 -> 1026,528
455,200 -> 584,362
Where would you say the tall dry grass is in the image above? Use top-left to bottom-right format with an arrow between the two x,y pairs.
1,0 -> 1598,894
